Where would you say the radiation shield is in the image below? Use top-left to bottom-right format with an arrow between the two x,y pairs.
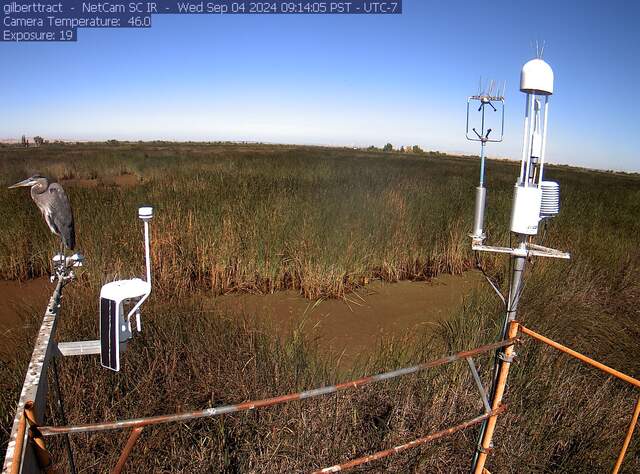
100,297 -> 122,371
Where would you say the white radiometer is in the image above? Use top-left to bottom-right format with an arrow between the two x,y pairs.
100,206 -> 153,372
520,58 -> 554,96
509,58 -> 560,236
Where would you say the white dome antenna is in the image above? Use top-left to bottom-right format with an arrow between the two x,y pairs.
520,58 -> 554,96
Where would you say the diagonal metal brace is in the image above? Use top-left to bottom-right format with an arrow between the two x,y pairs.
466,357 -> 491,414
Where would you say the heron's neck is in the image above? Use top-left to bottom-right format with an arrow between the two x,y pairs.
31,182 -> 47,195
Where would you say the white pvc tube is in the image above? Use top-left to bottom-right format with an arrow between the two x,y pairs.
537,96 -> 550,186
518,94 -> 531,184
126,219 -> 152,326
144,220 -> 151,285
523,94 -> 536,187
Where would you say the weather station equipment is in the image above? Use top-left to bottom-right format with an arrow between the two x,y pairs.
52,253 -> 84,280
466,79 -> 505,244
99,206 -> 154,372
469,56 -> 570,474
52,206 -> 154,372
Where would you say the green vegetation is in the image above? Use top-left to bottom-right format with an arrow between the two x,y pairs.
1,143 -> 639,472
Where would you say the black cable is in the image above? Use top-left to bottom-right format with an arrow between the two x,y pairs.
52,358 -> 77,474
475,251 -> 507,310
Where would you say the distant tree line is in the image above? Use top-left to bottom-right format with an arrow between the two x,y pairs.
368,143 -> 426,154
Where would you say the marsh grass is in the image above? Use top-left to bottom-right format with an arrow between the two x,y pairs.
1,143 -> 639,472
0,143 -> 478,297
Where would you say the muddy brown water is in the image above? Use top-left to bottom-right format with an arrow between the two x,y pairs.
0,278 -> 53,357
0,273 -> 481,363
60,174 -> 139,188
211,273 -> 482,364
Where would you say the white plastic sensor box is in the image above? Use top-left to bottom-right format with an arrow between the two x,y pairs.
100,206 -> 153,372
139,206 -> 153,220
510,185 -> 542,235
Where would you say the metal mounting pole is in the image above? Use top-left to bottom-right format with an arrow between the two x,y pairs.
470,236 -> 527,473
472,320 -> 520,474
472,141 -> 488,242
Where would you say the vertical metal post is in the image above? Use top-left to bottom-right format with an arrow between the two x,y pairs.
479,141 -> 486,187
470,238 -> 527,472
612,397 -> 640,474
518,95 -> 531,183
143,219 -> 151,285
472,184 -> 487,241
537,96 -> 550,183
472,320 -> 520,474
24,401 -> 56,473
9,412 -> 27,474
472,106 -> 489,242
113,427 -> 144,474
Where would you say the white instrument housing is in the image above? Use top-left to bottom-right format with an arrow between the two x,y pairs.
510,185 -> 542,235
100,207 -> 153,372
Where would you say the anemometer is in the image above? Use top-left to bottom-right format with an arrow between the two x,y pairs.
466,79 -> 505,242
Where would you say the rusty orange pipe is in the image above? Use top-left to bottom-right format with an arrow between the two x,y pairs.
24,401 -> 57,473
519,325 -> 640,389
113,427 -> 144,474
313,405 -> 506,473
9,411 -> 27,474
612,397 -> 640,474
473,320 -> 519,474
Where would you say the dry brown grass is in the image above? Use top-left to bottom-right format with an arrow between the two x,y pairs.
1,143 -> 639,472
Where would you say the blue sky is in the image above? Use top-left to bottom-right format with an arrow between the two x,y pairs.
1,0 -> 639,171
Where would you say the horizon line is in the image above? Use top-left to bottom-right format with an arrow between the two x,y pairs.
2,137 -> 637,176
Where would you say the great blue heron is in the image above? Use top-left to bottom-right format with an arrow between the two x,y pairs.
9,175 -> 76,252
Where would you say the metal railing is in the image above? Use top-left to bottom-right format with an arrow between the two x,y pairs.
517,324 -> 640,474
3,282 -> 639,473
3,276 -> 66,474
24,342 -> 512,472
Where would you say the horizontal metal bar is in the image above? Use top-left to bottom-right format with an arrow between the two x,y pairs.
519,325 -> 640,389
472,244 -> 513,255
39,338 -> 516,437
472,244 -> 570,260
57,340 -> 101,357
313,405 -> 507,473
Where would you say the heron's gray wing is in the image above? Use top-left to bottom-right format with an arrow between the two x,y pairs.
47,183 -> 76,250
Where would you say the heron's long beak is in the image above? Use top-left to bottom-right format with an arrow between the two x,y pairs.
8,178 -> 34,189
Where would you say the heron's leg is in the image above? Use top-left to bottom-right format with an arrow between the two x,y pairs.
57,241 -> 65,274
